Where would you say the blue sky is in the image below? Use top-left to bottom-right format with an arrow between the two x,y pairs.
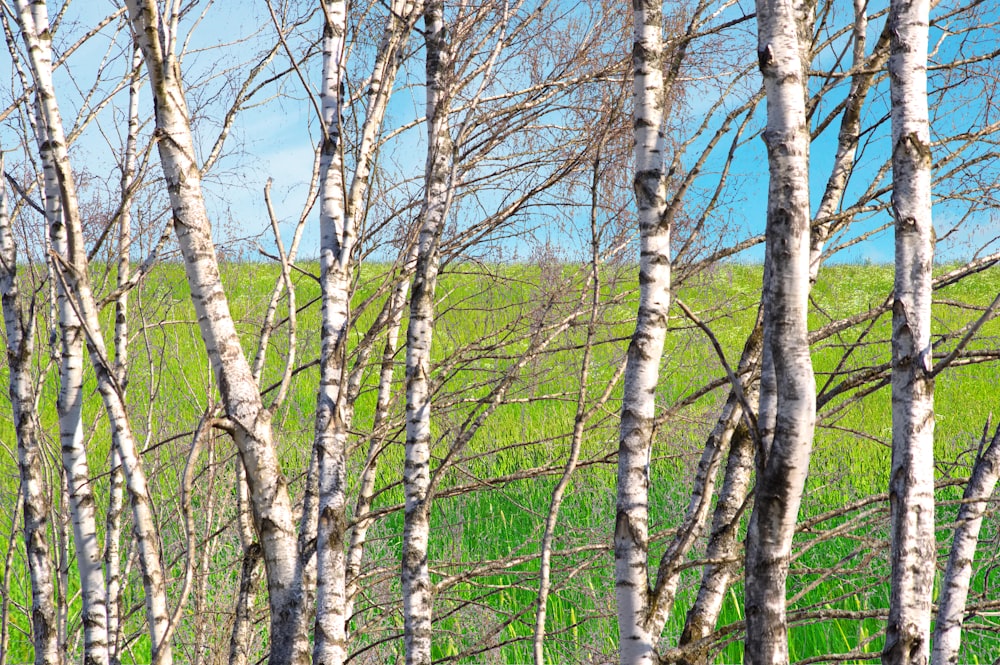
2,0 -> 998,266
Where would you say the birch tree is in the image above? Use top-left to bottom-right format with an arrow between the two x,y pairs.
0,154 -> 59,665
105,47 -> 143,665
123,2 -> 307,662
932,421 -> 1000,665
743,0 -> 815,662
0,0 -> 998,661
307,0 -> 422,658
401,0 -> 453,661
312,1 -> 351,662
612,2 -> 767,662
12,3 -> 110,662
884,0 -> 935,660
615,0 -> 669,658
13,2 -> 176,660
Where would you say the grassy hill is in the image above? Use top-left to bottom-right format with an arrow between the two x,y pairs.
1,260 -> 998,663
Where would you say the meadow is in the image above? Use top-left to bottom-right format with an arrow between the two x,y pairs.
0,260 -> 998,664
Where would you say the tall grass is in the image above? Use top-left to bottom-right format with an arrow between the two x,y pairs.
1,261 -> 998,663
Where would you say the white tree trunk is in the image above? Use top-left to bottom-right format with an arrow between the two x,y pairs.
0,156 -> 60,665
616,0 -> 669,662
931,422 -> 1000,665
744,0 -> 815,662
311,0 -> 421,657
17,1 -> 176,657
344,0 -> 420,229
85,339 -> 173,665
12,4 -> 110,662
403,3 -> 453,663
677,423 -> 755,665
106,48 -> 142,665
103,445 -> 125,665
884,0 -> 935,661
123,4 -> 307,663
313,2 -> 351,663
677,324 -> 762,664
678,14 -> 886,661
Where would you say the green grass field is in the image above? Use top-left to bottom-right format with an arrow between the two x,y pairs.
1,261 -> 998,664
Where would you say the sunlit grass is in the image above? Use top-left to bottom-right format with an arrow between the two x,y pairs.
1,261 -> 998,663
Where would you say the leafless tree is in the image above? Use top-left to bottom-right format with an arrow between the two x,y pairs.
0,1 -> 999,664
884,0 -> 936,662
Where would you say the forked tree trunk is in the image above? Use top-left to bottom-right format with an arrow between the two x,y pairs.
123,2 -> 308,663
743,0 -> 815,662
616,0 -> 669,662
403,3 -> 453,662
883,0 -> 935,661
0,155 -> 59,665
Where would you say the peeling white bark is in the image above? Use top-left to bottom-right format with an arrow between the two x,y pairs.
931,422 -> 1000,665
345,0 -> 420,229
677,423 -> 755,665
21,20 -> 173,665
616,0 -> 669,661
678,13 -> 887,662
403,3 -> 453,662
744,0 -> 816,662
884,0 -> 935,662
0,155 -> 59,665
124,4 -> 307,663
13,3 -> 110,662
89,346 -> 173,665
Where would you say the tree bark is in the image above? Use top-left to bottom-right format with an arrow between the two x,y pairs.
403,3 -> 453,662
616,0 -> 669,661
0,154 -> 59,665
17,2 -> 176,659
106,47 -> 142,665
229,461 -> 264,665
12,3 -> 110,662
744,0 -> 816,662
311,0 -> 422,657
883,0 -> 935,662
123,3 -> 307,663
312,2 -> 351,663
676,324 -> 762,664
678,12 -> 891,662
345,251 -> 414,626
931,421 -> 1000,665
